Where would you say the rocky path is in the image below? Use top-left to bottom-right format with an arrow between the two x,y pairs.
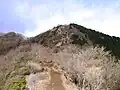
26,62 -> 78,90
46,70 -> 65,90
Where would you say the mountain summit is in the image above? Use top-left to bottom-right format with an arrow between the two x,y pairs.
30,23 -> 120,58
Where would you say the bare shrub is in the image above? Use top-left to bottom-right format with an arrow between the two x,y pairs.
53,45 -> 120,90
0,43 -> 53,89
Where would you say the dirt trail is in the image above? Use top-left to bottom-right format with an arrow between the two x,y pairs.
26,62 -> 78,90
46,70 -> 65,90
26,70 -> 65,90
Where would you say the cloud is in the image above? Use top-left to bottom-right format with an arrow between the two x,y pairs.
15,0 -> 120,37
0,0 -> 27,33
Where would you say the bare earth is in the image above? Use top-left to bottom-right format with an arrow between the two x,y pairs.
26,63 -> 78,90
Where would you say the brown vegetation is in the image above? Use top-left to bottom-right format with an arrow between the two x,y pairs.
53,45 -> 120,90
1,24 -> 120,90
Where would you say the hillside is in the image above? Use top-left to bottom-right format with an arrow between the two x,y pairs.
0,33 -> 4,36
1,23 -> 120,58
0,23 -> 120,90
0,32 -> 30,55
31,23 -> 120,58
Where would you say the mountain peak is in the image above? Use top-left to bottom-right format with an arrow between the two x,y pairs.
29,23 -> 120,58
31,24 -> 91,49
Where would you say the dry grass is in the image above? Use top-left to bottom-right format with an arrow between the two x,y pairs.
53,45 -> 120,90
1,42 -> 120,90
0,44 -> 53,89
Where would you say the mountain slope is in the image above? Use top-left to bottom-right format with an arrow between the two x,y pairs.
0,23 -> 120,58
0,32 -> 25,55
1,23 -> 120,90
30,23 -> 120,59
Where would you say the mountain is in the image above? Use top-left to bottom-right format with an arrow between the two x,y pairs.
1,23 -> 120,58
0,32 -> 4,36
0,32 -> 25,54
30,23 -> 120,59
1,23 -> 120,90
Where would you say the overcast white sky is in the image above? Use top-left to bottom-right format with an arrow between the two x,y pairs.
0,0 -> 120,37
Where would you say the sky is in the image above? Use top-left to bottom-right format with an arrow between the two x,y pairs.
0,0 -> 120,37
